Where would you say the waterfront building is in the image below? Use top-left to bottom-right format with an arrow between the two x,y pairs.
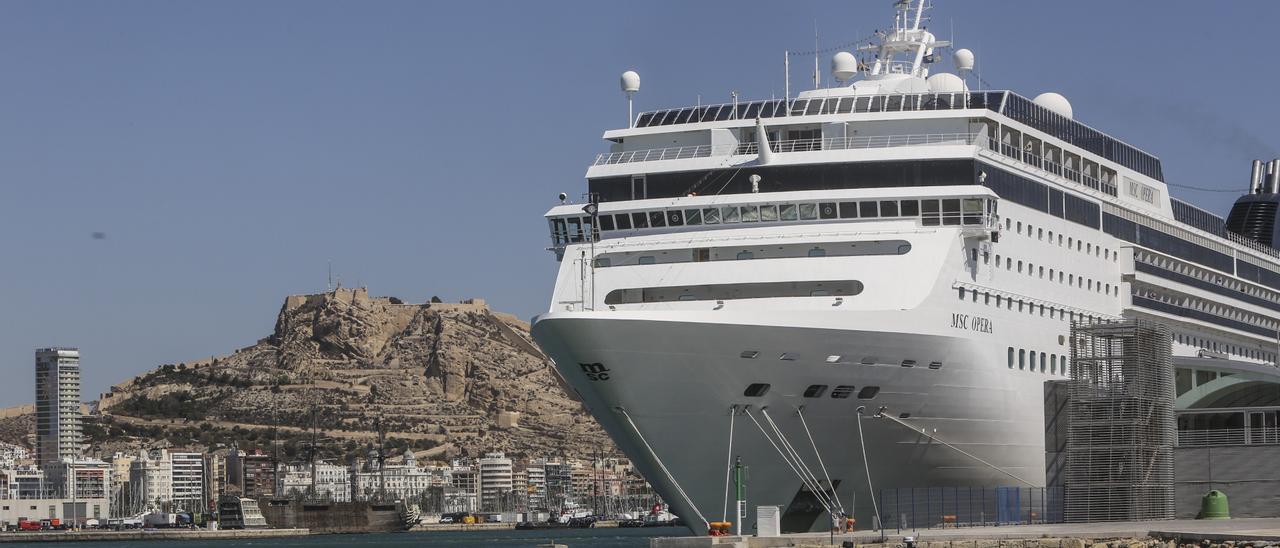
278,462 -> 351,502
128,450 -> 172,512
0,496 -> 110,528
227,449 -> 276,499
170,452 -> 205,512
352,451 -> 448,501
0,466 -> 48,499
35,348 -> 81,479
524,462 -> 546,510
203,453 -> 225,508
477,452 -> 513,511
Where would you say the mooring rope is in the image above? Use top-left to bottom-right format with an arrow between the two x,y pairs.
876,409 -> 1037,487
796,406 -> 846,516
745,407 -> 838,518
761,408 -> 841,514
617,407 -> 710,529
855,407 -> 880,532
721,405 -> 737,523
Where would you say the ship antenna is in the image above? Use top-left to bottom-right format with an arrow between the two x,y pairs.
813,20 -> 820,89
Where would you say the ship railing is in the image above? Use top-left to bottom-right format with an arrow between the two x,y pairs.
1177,427 -> 1280,447
982,138 -> 1119,197
593,132 -> 981,166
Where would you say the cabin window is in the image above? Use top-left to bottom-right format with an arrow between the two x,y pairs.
856,386 -> 880,399
832,385 -> 855,399
808,247 -> 827,257
860,201 -> 879,218
900,200 -> 919,216
780,204 -> 798,221
799,203 -> 819,220
684,209 -> 702,225
760,205 -> 779,222
631,212 -> 649,229
722,206 -> 741,223
744,383 -> 770,397
615,214 -> 633,230
804,385 -> 828,398
736,251 -> 754,260
839,202 -> 859,219
740,351 -> 759,359
638,256 -> 655,265
740,206 -> 760,222
880,201 -> 899,217
649,211 -> 667,227
599,215 -> 616,231
702,207 -> 720,224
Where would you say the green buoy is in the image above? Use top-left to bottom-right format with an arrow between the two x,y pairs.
1199,490 -> 1229,520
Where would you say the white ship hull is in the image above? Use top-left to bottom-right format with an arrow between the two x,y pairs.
533,304 -> 1049,533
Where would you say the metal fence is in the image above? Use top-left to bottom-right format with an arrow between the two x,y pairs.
1063,319 -> 1175,522
875,486 -> 1063,530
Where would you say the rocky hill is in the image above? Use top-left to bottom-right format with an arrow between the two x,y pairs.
87,288 -> 612,462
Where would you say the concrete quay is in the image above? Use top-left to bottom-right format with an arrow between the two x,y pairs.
410,522 -> 515,532
652,518 -> 1280,548
0,528 -> 310,543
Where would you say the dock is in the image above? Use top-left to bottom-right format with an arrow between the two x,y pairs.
651,518 -> 1280,547
0,528 -> 310,543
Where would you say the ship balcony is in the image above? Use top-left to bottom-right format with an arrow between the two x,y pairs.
592,132 -> 982,167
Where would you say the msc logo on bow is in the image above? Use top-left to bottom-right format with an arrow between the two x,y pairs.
579,362 -> 611,381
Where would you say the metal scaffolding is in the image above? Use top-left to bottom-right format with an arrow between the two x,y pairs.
1063,319 -> 1175,522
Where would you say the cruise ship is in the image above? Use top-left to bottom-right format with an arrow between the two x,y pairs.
531,0 -> 1280,534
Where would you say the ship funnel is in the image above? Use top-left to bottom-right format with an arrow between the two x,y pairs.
1251,159 -> 1265,194
1264,158 -> 1274,194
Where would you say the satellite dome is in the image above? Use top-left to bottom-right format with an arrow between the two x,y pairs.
620,70 -> 640,93
953,49 -> 975,72
1033,92 -> 1073,119
891,76 -> 929,94
926,72 -> 966,93
831,52 -> 857,82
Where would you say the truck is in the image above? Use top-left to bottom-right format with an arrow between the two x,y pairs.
18,520 -> 41,531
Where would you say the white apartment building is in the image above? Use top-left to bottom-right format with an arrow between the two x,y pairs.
278,463 -> 351,502
128,450 -> 172,512
353,452 -> 448,501
477,452 -> 513,512
169,452 -> 205,511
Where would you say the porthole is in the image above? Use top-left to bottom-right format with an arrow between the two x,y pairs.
831,385 -> 855,399
803,385 -> 828,398
928,361 -> 942,370
744,383 -> 770,397
901,360 -> 917,368
857,386 -> 880,399
740,351 -> 759,359
779,352 -> 799,361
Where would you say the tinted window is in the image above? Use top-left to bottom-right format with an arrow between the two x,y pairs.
839,202 -> 859,219
631,212 -> 648,229
900,200 -> 919,216
598,215 -> 615,231
799,203 -> 818,220
702,208 -> 720,224
860,201 -> 878,218
820,202 -> 838,219
649,211 -> 667,227
684,209 -> 702,225
614,213 -> 632,230
744,383 -> 770,397
666,210 -> 683,226
804,385 -> 828,398
857,386 -> 880,399
880,201 -> 899,217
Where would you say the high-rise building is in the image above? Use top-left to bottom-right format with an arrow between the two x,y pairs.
170,452 -> 206,512
227,450 -> 275,499
35,348 -> 82,472
477,452 -> 513,512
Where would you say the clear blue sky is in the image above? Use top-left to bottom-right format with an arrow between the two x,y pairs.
3,1 -> 1278,407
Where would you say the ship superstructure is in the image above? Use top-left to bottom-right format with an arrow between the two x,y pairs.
532,0 -> 1280,534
